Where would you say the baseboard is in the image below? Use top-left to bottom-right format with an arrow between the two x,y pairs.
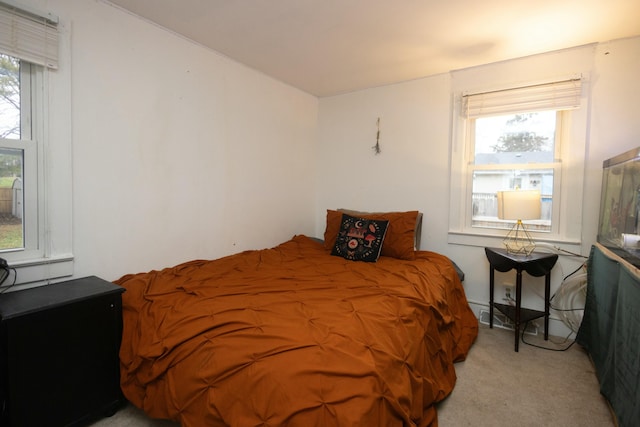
478,308 -> 539,335
467,299 -> 574,338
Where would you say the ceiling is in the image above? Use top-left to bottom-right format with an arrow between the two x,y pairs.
107,0 -> 640,97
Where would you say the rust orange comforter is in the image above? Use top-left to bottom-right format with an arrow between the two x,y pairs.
116,235 -> 478,427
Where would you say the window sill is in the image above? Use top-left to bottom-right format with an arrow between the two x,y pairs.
2,255 -> 74,291
448,231 -> 582,253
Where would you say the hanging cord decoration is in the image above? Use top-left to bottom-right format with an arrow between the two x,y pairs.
372,117 -> 381,154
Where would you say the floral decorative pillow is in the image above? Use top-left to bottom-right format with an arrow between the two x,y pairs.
331,214 -> 389,262
324,209 -> 420,260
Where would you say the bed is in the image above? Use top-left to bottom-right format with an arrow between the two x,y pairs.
116,210 -> 478,426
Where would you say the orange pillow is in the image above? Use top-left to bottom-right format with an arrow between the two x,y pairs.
324,209 -> 420,260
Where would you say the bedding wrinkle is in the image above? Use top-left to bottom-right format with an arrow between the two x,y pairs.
116,235 -> 478,426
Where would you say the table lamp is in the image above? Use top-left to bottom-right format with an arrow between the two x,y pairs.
497,190 -> 541,255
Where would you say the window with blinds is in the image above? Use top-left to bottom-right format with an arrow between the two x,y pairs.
0,1 -> 58,69
457,78 -> 583,235
462,79 -> 582,118
0,1 -> 58,259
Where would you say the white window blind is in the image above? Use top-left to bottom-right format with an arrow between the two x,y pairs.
463,78 -> 582,118
0,1 -> 58,69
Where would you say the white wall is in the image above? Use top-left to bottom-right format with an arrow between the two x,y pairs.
25,0 -> 318,282
317,36 -> 640,336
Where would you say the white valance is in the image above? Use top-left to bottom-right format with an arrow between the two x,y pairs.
0,1 -> 58,69
463,78 -> 582,118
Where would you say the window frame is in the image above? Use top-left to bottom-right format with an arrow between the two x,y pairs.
448,80 -> 588,251
0,3 -> 72,288
1,58 -> 44,260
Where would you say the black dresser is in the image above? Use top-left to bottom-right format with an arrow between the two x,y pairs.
0,276 -> 125,427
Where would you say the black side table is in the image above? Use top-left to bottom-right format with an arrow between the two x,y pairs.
485,247 -> 558,351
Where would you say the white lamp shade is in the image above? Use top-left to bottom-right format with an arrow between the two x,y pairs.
497,190 -> 541,220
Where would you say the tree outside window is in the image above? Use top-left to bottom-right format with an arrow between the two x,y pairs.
0,54 -> 24,250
